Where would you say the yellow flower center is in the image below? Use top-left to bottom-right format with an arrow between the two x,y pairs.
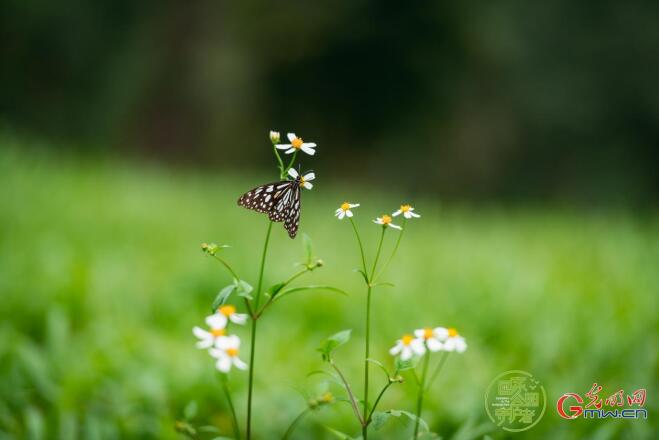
401,334 -> 414,345
299,176 -> 306,187
423,327 -> 433,339
400,204 -> 411,212
448,327 -> 458,337
341,202 -> 351,211
226,347 -> 239,357
218,305 -> 236,316
320,392 -> 334,403
381,215 -> 392,225
210,328 -> 226,337
291,137 -> 303,149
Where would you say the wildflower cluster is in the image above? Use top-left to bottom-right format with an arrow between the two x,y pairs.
390,326 -> 467,360
193,305 -> 248,373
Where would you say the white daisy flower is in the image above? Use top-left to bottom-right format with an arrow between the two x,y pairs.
414,327 -> 443,352
440,327 -> 467,353
209,335 -> 248,373
276,133 -> 317,156
392,204 -> 420,219
373,214 -> 402,230
288,168 -> 315,190
192,314 -> 228,349
269,130 -> 280,144
389,334 -> 426,360
335,202 -> 360,219
210,304 -> 249,330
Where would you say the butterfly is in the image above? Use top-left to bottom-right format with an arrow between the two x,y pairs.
237,168 -> 315,238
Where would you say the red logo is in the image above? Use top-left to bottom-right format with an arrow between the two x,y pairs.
557,384 -> 646,420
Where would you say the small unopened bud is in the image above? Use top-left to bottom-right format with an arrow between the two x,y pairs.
319,391 -> 334,403
269,130 -> 280,144
201,242 -> 219,256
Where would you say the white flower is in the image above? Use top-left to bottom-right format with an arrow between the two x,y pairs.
276,133 -> 317,155
288,168 -> 315,190
192,314 -> 228,349
269,130 -> 281,144
373,214 -> 402,230
209,304 -> 249,330
389,334 -> 426,360
335,202 -> 360,219
414,327 -> 443,352
393,204 -> 420,219
209,335 -> 248,372
439,327 -> 467,353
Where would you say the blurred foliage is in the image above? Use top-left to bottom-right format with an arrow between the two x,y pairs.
1,1 -> 659,203
0,141 -> 657,439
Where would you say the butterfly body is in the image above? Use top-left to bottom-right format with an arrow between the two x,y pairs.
237,169 -> 313,238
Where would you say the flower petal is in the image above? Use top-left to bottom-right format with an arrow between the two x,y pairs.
338,211 -> 345,219
410,339 -> 426,355
427,338 -> 443,352
230,313 -> 248,325
275,144 -> 291,150
287,133 -> 296,142
301,145 -> 316,156
206,314 -> 227,329
303,182 -> 313,190
216,356 -> 232,372
233,357 -> 248,370
193,326 -> 210,339
285,148 -> 295,154
350,203 -> 360,208
346,210 -> 353,217
303,172 -> 315,181
434,327 -> 449,341
400,347 -> 413,361
287,168 -> 299,178
389,223 -> 402,230
389,342 -> 403,356
392,210 -> 402,217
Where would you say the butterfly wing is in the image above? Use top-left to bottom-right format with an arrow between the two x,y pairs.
283,184 -> 301,238
237,180 -> 301,239
237,181 -> 292,214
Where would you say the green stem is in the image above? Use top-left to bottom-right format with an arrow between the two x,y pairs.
373,218 -> 406,283
220,375 -> 240,440
370,227 -> 386,279
425,351 -> 450,392
330,359 -> 364,426
255,267 -> 310,318
366,381 -> 393,425
283,150 -> 298,176
273,144 -> 285,178
211,255 -> 241,281
282,408 -> 311,440
362,285 -> 372,440
413,350 -> 431,439
348,217 -> 368,276
246,221 -> 274,440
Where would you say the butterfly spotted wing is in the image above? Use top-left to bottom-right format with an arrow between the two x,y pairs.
237,179 -> 301,238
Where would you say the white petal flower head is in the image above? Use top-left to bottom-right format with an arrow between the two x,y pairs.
414,327 -> 443,352
335,202 -> 360,220
373,214 -> 402,230
288,168 -> 315,190
275,133 -> 317,156
392,204 -> 420,219
210,335 -> 248,373
192,314 -> 228,349
217,304 -> 249,325
269,130 -> 281,144
389,334 -> 426,360
442,327 -> 467,353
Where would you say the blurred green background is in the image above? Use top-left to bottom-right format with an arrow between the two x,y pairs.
1,1 -> 658,439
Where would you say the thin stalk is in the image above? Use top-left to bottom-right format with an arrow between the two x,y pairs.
425,351 -> 450,391
246,221 -> 274,440
220,375 -> 240,440
370,227 -> 386,279
211,255 -> 241,281
373,218 -> 407,283
330,359 -> 364,426
283,150 -> 298,175
255,267 -> 310,318
366,381 -> 393,425
273,144 -> 285,178
413,351 -> 431,439
348,217 -> 368,275
282,408 -> 311,440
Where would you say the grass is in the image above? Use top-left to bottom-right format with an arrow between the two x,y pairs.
0,142 -> 657,439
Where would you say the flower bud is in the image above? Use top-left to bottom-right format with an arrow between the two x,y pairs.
201,242 -> 219,256
269,130 -> 280,144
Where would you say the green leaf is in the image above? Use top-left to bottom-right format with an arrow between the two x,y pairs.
235,280 -> 253,300
384,410 -> 429,432
275,285 -> 348,302
371,411 -> 391,430
198,425 -> 221,433
323,425 -> 355,440
183,400 -> 197,420
211,284 -> 236,311
264,282 -> 286,298
317,330 -> 352,361
394,356 -> 417,372
366,358 -> 391,380
371,282 -> 395,288
353,268 -> 369,284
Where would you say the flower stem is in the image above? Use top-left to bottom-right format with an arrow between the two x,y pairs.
370,227 -> 386,280
283,150 -> 298,176
373,218 -> 406,283
246,221 -> 274,440
282,408 -> 311,440
348,217 -> 368,275
220,374 -> 240,440
362,284 -> 372,439
425,351 -> 450,392
273,144 -> 285,178
366,381 -> 393,425
413,349 -> 431,439
330,359 -> 364,426
211,255 -> 241,281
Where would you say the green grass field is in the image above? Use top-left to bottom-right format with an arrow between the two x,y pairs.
0,142 -> 657,439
